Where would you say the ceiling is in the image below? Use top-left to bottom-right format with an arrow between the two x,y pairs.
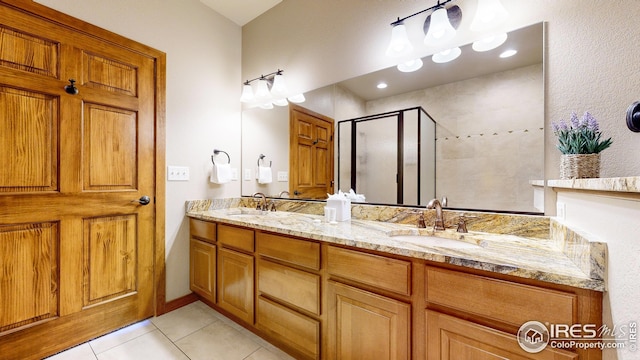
199,0 -> 281,26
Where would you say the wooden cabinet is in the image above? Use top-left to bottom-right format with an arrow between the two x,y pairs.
216,223 -> 255,324
189,219 -> 216,303
327,280 -> 411,360
326,246 -> 412,360
190,239 -> 216,303
217,247 -> 254,324
188,219 -> 602,360
426,310 -> 577,360
255,232 -> 321,360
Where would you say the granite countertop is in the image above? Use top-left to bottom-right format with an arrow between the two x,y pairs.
187,206 -> 605,292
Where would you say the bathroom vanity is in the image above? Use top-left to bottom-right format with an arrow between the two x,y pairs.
186,199 -> 604,360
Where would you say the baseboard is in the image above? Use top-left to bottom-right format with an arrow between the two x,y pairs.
161,292 -> 199,315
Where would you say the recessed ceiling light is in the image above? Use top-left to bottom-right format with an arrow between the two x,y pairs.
499,49 -> 518,58
377,82 -> 388,89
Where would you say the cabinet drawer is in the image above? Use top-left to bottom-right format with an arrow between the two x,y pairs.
426,266 -> 577,328
257,232 -> 320,270
258,259 -> 320,315
218,224 -> 254,252
189,219 -> 216,243
256,296 -> 320,360
426,310 -> 578,360
327,246 -> 411,296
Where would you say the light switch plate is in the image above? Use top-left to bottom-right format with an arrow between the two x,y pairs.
244,169 -> 252,181
231,168 -> 238,181
167,166 -> 189,181
277,171 -> 288,182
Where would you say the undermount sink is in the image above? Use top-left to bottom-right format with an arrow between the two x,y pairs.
388,231 -> 486,249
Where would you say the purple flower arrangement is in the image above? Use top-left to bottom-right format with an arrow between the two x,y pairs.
552,111 -> 613,154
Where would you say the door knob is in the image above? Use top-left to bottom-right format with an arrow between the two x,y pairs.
136,195 -> 151,205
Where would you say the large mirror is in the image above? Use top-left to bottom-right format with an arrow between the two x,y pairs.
241,22 -> 544,213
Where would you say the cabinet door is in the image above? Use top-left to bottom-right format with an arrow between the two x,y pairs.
426,310 -> 577,360
327,281 -> 410,360
190,239 -> 216,303
217,247 -> 254,324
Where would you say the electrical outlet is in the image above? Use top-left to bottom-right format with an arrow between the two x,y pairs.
556,202 -> 566,220
167,166 -> 189,181
244,169 -> 252,181
277,171 -> 288,182
231,168 -> 238,181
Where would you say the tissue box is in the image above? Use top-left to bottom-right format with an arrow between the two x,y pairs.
327,198 -> 351,221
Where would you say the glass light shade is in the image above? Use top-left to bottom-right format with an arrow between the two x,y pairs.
397,58 -> 423,72
255,79 -> 271,101
470,0 -> 509,32
385,24 -> 413,58
432,47 -> 461,63
472,33 -> 508,52
424,7 -> 456,47
240,84 -> 255,103
270,74 -> 289,98
272,98 -> 289,106
287,93 -> 306,103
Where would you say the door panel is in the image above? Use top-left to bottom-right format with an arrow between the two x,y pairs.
83,104 -> 138,190
0,25 -> 59,78
0,223 -> 59,333
0,87 -> 58,192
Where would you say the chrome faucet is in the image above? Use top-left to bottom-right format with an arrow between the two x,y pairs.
427,198 -> 445,230
252,192 -> 267,211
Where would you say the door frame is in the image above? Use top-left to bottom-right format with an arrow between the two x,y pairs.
1,0 -> 167,315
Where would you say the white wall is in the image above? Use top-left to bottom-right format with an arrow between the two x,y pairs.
35,0 -> 242,301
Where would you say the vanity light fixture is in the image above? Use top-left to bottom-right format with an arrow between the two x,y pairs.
385,0 -> 510,71
240,69 -> 305,108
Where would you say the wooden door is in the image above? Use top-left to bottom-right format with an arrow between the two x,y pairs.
289,104 -> 334,199
327,281 -> 411,360
0,3 -> 161,359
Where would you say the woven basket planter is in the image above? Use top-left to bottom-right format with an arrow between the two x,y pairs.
560,153 -> 600,179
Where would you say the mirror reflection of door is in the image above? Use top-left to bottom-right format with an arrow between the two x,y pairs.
289,104 -> 335,199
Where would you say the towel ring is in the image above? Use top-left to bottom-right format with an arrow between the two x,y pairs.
257,154 -> 272,167
211,149 -> 230,165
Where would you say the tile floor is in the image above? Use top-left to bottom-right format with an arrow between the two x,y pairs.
46,301 -> 295,360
